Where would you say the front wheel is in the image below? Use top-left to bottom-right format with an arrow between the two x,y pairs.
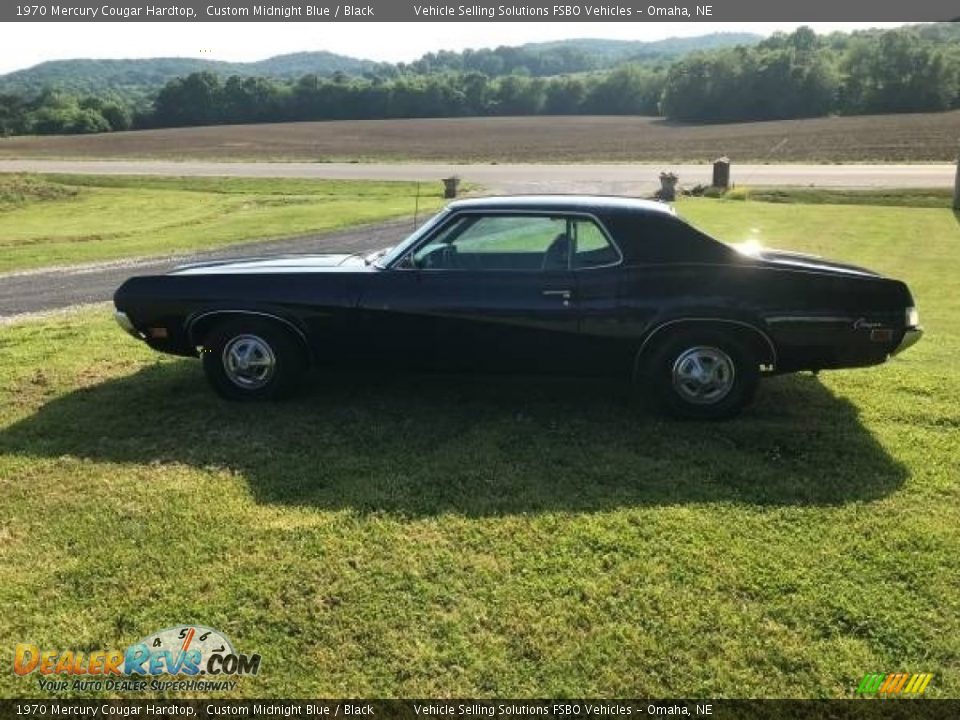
639,330 -> 759,420
201,318 -> 307,401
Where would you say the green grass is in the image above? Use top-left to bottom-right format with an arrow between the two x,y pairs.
1,200 -> 959,699
0,174 -> 80,210
0,174 -> 445,273
715,186 -> 957,208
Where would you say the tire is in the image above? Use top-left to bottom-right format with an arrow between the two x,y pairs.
639,329 -> 759,420
200,318 -> 307,401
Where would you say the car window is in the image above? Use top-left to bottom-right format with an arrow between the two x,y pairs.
572,219 -> 619,269
413,215 -> 571,271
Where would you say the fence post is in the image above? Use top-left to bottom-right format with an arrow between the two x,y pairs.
442,177 -> 460,199
712,156 -> 731,190
658,172 -> 678,201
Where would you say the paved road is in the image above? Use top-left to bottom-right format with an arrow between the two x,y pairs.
1,159 -> 956,195
0,220 -> 409,318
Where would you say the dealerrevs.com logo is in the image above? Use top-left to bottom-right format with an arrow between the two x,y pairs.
14,625 -> 261,693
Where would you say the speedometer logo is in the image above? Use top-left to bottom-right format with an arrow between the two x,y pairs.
126,625 -> 258,676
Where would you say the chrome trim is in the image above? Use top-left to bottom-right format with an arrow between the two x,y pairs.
892,327 -> 923,356
184,310 -> 309,348
542,288 -> 573,307
766,315 -> 854,324
375,209 -> 451,270
672,345 -> 736,405
392,209 -> 624,272
905,306 -> 920,328
635,318 -> 778,373
114,311 -> 142,339
222,333 -> 277,390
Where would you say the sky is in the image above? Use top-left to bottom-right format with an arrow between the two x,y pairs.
0,21 -> 908,75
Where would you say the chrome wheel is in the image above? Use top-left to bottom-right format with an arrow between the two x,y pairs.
222,334 -> 276,390
671,346 -> 736,405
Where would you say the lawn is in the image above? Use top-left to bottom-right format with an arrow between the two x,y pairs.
0,174 -> 444,273
0,198 -> 958,699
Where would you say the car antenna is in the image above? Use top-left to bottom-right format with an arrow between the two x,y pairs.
412,182 -> 421,231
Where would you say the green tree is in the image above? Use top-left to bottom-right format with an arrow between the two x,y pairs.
99,102 -> 132,130
842,31 -> 958,113
544,76 -> 587,114
492,75 -> 545,115
0,93 -> 27,135
153,72 -> 223,127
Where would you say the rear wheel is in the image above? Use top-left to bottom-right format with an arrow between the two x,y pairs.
639,329 -> 759,420
201,318 -> 307,401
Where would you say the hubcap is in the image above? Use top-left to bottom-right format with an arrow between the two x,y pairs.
671,346 -> 736,405
222,334 -> 276,390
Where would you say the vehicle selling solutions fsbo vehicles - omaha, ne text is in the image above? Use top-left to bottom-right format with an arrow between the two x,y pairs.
113,196 -> 922,418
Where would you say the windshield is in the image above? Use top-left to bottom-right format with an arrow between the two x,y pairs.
375,209 -> 451,269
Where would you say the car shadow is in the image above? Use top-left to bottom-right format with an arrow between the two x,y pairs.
0,360 -> 908,516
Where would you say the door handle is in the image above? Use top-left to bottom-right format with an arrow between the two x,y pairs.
542,289 -> 573,307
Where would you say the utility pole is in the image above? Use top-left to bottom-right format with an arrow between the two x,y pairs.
954,158 -> 960,211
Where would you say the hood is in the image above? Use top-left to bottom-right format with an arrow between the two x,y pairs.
169,253 -> 368,276
735,245 -> 880,278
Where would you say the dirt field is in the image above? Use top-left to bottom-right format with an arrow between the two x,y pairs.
1,112 -> 959,163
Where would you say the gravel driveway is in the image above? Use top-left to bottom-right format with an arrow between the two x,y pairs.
0,219 -> 411,318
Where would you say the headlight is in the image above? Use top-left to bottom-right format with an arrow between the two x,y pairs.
906,306 -> 920,328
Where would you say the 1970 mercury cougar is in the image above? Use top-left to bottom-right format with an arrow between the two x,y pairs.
114,196 -> 922,418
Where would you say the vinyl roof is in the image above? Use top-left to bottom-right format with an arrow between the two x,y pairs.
447,195 -> 678,215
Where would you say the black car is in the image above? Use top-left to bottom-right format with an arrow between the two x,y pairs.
114,195 -> 922,418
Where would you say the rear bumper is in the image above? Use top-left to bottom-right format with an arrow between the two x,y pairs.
892,327 -> 923,356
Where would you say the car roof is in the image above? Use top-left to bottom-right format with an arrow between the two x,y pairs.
447,195 -> 678,216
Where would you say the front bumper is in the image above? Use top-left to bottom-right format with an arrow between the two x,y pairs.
892,327 -> 923,356
114,310 -> 142,339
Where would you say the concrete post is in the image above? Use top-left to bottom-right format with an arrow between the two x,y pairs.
712,157 -> 731,189
442,177 -> 460,199
658,172 -> 678,201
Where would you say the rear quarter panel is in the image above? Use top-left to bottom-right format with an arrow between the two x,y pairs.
615,261 -> 912,372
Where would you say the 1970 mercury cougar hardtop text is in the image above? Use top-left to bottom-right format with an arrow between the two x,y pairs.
114,196 -> 922,418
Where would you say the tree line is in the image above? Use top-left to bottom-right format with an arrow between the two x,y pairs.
0,90 -> 132,135
1,26 -> 958,136
661,26 -> 960,121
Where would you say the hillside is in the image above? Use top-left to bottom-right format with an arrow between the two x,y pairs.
402,33 -> 763,74
522,33 -> 762,61
0,34 -> 762,102
0,52 -> 382,102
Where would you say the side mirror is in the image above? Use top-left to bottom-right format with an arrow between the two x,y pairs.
397,254 -> 417,270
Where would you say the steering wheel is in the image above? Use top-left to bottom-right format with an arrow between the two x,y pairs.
439,245 -> 459,269
420,244 -> 458,269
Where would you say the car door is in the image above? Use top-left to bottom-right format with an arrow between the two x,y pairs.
364,212 -> 582,374
569,216 -> 631,375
